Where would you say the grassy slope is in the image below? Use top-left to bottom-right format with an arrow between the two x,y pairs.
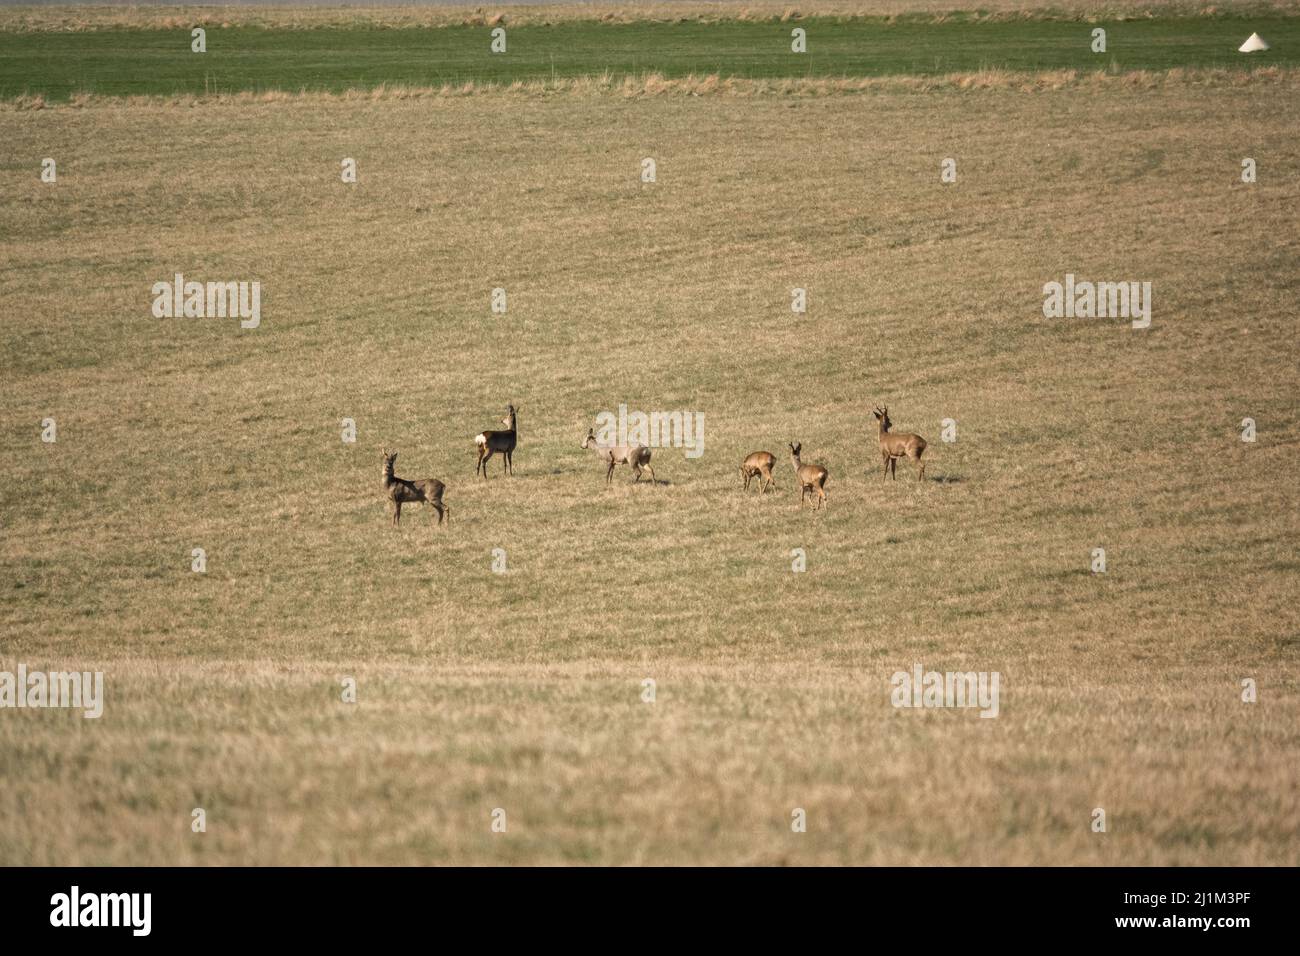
0,75 -> 1297,863
2,15 -> 1299,99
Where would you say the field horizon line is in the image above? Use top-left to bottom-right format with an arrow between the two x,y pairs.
3,3 -> 1299,34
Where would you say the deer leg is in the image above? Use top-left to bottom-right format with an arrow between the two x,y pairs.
393,500 -> 402,525
646,464 -> 656,486
882,454 -> 890,480
606,461 -> 615,485
890,458 -> 897,480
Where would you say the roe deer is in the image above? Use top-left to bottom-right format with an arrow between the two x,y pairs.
382,449 -> 448,525
789,442 -> 828,509
872,406 -> 927,482
582,429 -> 656,485
740,451 -> 777,493
475,404 -> 518,477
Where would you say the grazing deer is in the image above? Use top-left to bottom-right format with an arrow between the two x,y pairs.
740,451 -> 777,493
789,442 -> 828,509
873,406 -> 927,482
475,404 -> 518,477
582,429 -> 656,485
382,449 -> 448,526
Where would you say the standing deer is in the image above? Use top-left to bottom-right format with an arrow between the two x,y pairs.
789,442 -> 828,510
382,449 -> 448,526
582,429 -> 656,485
740,451 -> 777,493
475,404 -> 518,477
873,406 -> 927,482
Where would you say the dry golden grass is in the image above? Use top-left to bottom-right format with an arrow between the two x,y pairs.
0,72 -> 1297,864
6,66 -> 1299,110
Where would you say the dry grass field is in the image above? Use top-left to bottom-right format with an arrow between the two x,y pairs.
1,14 -> 1298,864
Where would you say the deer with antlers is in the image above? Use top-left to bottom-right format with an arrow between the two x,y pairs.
872,406 -> 927,482
382,449 -> 448,526
475,404 -> 518,478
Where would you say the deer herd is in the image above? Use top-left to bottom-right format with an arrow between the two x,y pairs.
381,403 -> 929,526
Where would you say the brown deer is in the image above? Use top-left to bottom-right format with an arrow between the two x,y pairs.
873,406 -> 927,482
475,404 -> 518,477
582,429 -> 656,485
382,449 -> 448,525
789,442 -> 828,510
740,451 -> 777,493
